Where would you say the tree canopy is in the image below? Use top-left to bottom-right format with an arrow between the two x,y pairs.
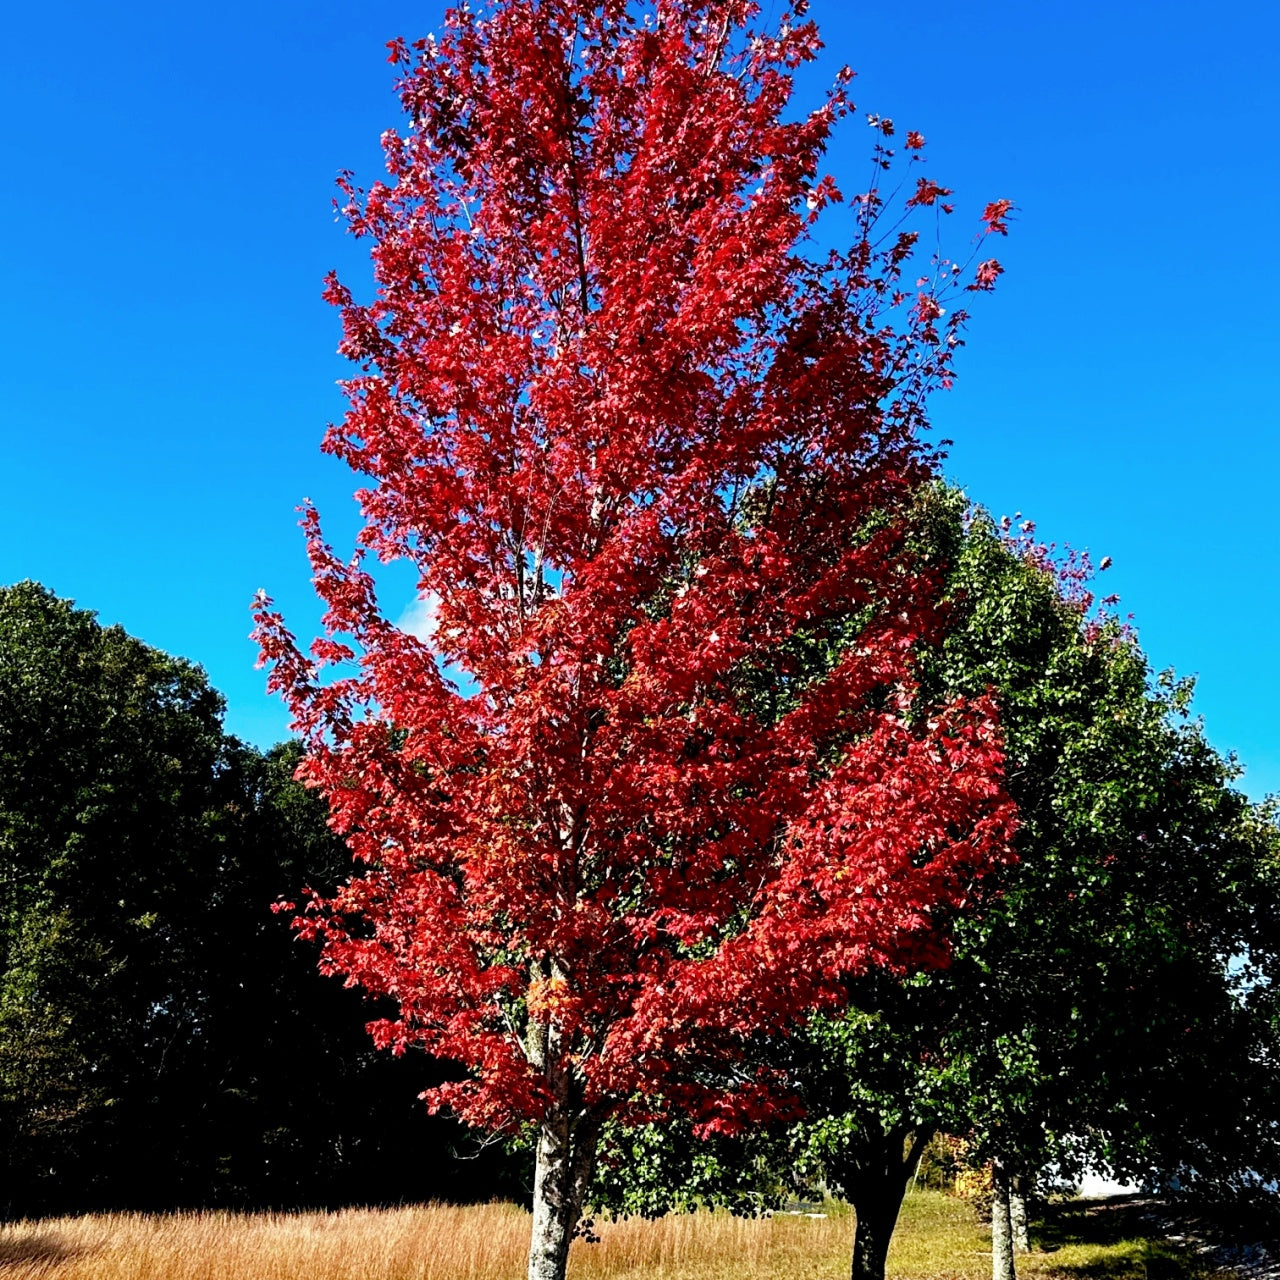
588,490 -> 1280,1280
252,4 -> 1014,1278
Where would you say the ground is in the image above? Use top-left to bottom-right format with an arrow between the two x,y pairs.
0,1189 -> 1271,1279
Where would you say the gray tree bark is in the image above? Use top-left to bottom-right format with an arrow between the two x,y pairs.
527,1102 -> 600,1280
1009,1173 -> 1030,1254
524,957 -> 600,1280
991,1160 -> 1016,1280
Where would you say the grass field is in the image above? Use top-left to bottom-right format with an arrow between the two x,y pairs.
0,1190 -> 1226,1280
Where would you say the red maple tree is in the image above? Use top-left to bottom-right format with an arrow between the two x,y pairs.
253,3 -> 1015,1277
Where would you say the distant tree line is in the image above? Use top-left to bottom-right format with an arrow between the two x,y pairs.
0,580 -> 525,1219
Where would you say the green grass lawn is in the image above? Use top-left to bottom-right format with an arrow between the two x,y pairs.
886,1190 -> 1229,1280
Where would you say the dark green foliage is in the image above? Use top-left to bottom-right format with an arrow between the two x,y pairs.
797,491 -> 1280,1203
0,580 -> 227,1207
589,489 -> 1280,1253
590,1115 -> 791,1221
911,495 -> 1280,1191
0,582 -> 524,1216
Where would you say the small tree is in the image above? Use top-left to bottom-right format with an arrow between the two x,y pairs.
254,5 -> 1013,1278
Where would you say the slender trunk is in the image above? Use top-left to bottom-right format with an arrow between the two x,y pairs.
991,1160 -> 1016,1280
1009,1173 -> 1030,1254
527,1105 -> 601,1280
842,1125 -> 934,1280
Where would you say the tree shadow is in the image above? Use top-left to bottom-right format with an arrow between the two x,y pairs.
1036,1195 -> 1157,1251
0,1229 -> 95,1268
1031,1197 -> 1219,1280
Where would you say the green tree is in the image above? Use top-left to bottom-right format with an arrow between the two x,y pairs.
0,580 -> 228,1208
0,583 -> 525,1214
912,497 -> 1280,1279
590,491 -> 1280,1280
176,738 -> 529,1211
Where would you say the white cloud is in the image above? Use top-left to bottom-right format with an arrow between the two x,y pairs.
397,592 -> 440,642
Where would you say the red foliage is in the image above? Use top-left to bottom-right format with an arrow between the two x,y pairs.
995,512 -> 1126,639
968,258 -> 1005,292
982,198 -> 1015,235
254,0 -> 1015,1143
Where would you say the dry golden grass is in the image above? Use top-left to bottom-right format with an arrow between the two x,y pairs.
0,1190 -> 1224,1280
0,1201 -> 847,1280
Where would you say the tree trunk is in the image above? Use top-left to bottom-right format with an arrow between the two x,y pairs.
527,1105 -> 600,1280
991,1160 -> 1016,1280
841,1125 -> 934,1280
1009,1173 -> 1030,1254
850,1184 -> 906,1280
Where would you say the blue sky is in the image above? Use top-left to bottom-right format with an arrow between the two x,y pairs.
1,1 -> 1276,798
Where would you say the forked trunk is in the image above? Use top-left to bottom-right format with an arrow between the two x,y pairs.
840,1125 -> 934,1280
991,1159 -> 1016,1280
850,1184 -> 906,1280
527,1105 -> 600,1280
